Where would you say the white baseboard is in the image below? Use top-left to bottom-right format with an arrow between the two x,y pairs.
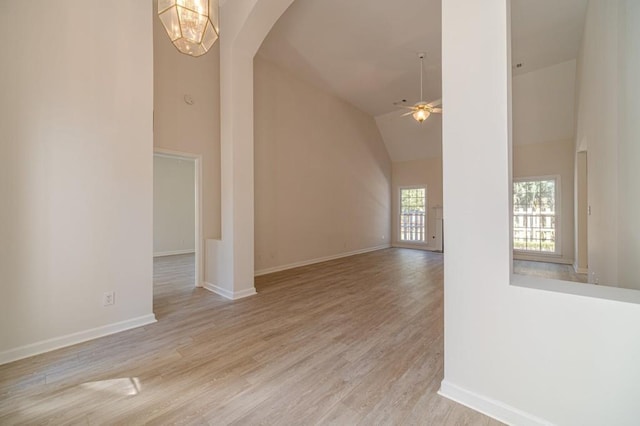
438,380 -> 551,426
203,282 -> 257,300
0,314 -> 157,366
254,244 -> 391,276
573,263 -> 588,274
153,249 -> 195,257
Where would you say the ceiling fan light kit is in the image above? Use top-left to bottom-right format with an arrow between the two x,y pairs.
398,52 -> 442,123
413,105 -> 431,123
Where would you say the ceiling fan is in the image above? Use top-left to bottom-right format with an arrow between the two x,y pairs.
395,53 -> 442,123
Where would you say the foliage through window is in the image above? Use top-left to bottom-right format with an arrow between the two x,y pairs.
513,178 -> 557,253
400,187 -> 426,242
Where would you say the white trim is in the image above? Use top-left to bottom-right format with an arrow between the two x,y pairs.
153,148 -> 204,288
203,282 -> 257,300
153,249 -> 196,257
254,244 -> 391,276
0,314 -> 157,366
512,273 -> 640,305
573,263 -> 588,274
438,380 -> 552,426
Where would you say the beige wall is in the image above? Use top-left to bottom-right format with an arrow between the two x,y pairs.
153,3 -> 221,241
0,1 -> 154,360
512,60 -> 576,146
254,57 -> 392,273
391,158 -> 443,250
512,141 -> 575,264
511,57 -> 578,265
617,2 -> 640,290
574,0 -> 640,289
153,156 -> 196,256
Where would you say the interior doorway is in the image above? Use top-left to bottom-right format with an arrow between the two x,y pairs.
153,149 -> 203,290
576,150 -> 588,275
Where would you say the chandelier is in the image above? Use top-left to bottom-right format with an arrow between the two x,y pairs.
158,0 -> 219,57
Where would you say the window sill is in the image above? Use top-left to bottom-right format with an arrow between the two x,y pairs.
511,274 -> 640,305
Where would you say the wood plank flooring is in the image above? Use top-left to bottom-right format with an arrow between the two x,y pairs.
0,249 -> 502,425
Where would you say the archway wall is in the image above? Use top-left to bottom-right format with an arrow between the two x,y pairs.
213,0 -> 296,297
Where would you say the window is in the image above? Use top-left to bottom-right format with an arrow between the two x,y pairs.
400,187 -> 426,242
513,177 -> 558,253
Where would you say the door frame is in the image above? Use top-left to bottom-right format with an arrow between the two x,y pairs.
153,148 -> 204,288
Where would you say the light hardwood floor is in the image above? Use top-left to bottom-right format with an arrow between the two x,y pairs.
0,249 -> 502,425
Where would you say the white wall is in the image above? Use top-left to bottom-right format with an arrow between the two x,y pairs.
616,1 -> 640,290
440,1 -> 640,425
575,0 -> 619,287
574,0 -> 640,290
512,60 -> 576,146
0,1 -> 154,362
153,156 -> 195,256
391,158 -> 443,251
375,111 -> 443,162
253,57 -> 392,274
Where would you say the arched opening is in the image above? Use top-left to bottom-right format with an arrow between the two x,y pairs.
211,0 -> 298,298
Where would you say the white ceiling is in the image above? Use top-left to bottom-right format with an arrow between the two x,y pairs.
257,0 -> 589,162
258,0 -> 442,117
375,110 -> 442,161
511,0 -> 589,76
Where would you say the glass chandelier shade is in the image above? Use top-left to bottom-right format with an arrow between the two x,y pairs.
158,0 -> 219,57
412,105 -> 431,123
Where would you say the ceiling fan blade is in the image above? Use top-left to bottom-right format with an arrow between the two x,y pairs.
395,105 -> 416,110
427,99 -> 442,107
401,111 -> 414,117
431,108 -> 442,113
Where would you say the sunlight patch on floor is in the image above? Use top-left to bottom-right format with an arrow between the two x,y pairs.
79,377 -> 142,396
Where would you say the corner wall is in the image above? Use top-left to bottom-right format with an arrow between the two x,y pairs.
574,0 -> 640,289
440,0 -> 640,424
616,1 -> 640,290
0,1 -> 154,362
254,57 -> 392,274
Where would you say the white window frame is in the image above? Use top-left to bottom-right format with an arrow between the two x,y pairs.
398,185 -> 427,244
512,175 -> 561,256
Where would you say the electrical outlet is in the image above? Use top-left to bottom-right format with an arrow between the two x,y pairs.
103,291 -> 115,306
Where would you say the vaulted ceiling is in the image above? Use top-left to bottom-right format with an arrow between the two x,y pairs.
257,0 -> 589,162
